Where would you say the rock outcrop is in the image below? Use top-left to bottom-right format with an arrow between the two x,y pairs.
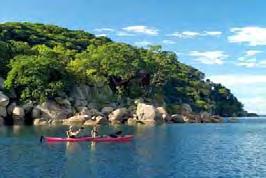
0,92 -> 9,107
0,92 -> 9,117
63,115 -> 87,125
101,107 -> 114,115
136,103 -> 160,123
108,107 -> 128,123
37,101 -> 73,120
156,107 -> 170,121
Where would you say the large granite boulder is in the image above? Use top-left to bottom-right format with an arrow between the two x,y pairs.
180,103 -> 192,115
136,103 -> 158,123
63,115 -> 87,125
108,107 -> 128,123
33,118 -> 49,125
37,101 -> 73,120
89,108 -> 102,116
171,114 -> 186,123
211,115 -> 223,123
12,106 -> 25,118
83,116 -> 108,126
23,102 -> 34,115
200,112 -> 211,123
95,116 -> 108,124
0,92 -> 9,107
101,107 -> 114,115
32,107 -> 41,119
12,106 -> 25,124
156,107 -> 170,121
83,119 -> 97,126
7,102 -> 16,115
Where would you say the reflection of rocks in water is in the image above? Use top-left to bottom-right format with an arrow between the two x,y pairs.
228,117 -> 238,123
66,142 -> 82,154
12,125 -> 23,135
64,142 -> 88,178
90,142 -> 96,152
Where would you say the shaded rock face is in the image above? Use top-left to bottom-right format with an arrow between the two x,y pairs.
70,85 -> 89,107
32,107 -> 41,119
101,107 -> 114,115
70,85 -> 113,108
171,114 -> 186,123
37,101 -> 73,120
0,92 -> 9,107
89,108 -> 102,117
7,103 -> 16,115
108,108 -> 128,123
156,107 -> 170,121
180,104 -> 192,115
136,103 -> 158,123
0,107 -> 7,117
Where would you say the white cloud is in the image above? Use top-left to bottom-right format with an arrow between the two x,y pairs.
168,31 -> 200,38
209,74 -> 266,114
237,61 -> 257,68
134,41 -> 152,47
94,28 -> 114,32
209,74 -> 266,87
203,31 -> 222,36
116,31 -> 135,36
95,34 -> 107,37
228,27 -> 266,46
162,40 -> 176,44
168,31 -> 222,38
236,50 -> 264,68
241,97 -> 266,114
122,25 -> 159,35
189,51 -> 228,64
237,60 -> 266,68
246,50 -> 262,57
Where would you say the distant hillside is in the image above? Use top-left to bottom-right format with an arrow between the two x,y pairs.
0,22 -> 246,116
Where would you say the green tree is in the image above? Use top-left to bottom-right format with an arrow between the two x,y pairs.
5,54 -> 71,103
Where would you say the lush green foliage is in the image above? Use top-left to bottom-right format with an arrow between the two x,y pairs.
0,22 -> 246,116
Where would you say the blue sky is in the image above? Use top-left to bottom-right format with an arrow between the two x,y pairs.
1,0 -> 266,114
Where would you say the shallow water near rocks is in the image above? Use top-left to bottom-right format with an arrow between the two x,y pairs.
0,117 -> 266,177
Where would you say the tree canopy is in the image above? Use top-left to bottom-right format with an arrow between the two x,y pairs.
0,22 -> 246,116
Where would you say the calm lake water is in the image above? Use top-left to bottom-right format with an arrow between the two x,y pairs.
1,117 -> 266,178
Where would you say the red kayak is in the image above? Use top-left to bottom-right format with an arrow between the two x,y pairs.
42,135 -> 133,143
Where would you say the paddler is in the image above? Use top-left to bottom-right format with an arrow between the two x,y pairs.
91,125 -> 99,138
66,126 -> 81,138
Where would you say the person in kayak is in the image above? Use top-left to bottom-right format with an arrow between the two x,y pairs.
91,125 -> 99,138
109,130 -> 123,138
66,126 -> 82,138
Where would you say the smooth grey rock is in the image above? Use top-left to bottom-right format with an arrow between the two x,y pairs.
0,92 -> 9,107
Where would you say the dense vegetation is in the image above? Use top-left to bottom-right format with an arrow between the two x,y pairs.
0,22 -> 246,116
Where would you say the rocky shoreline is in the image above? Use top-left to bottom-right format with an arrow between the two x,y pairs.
0,84 -> 223,126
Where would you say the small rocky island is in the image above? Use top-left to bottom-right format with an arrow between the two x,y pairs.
0,22 -> 247,126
